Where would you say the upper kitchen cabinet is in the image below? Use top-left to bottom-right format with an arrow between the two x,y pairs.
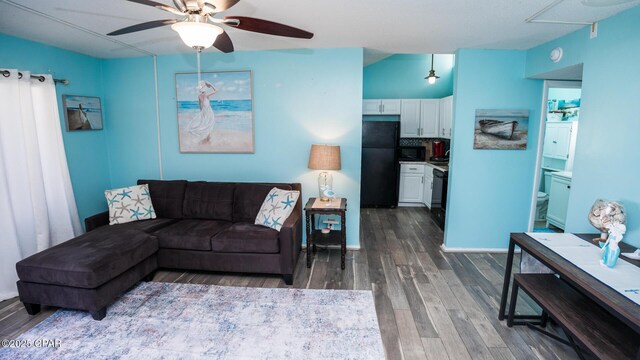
439,96 -> 453,139
400,99 -> 421,137
362,99 -> 402,115
419,99 -> 440,138
400,99 -> 439,138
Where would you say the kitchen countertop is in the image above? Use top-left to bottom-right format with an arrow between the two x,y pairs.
399,161 -> 449,172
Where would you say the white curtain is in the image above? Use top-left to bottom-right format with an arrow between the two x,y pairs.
0,69 -> 82,301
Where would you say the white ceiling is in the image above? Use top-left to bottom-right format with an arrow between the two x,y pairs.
0,0 -> 638,59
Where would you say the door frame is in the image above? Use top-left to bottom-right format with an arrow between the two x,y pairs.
527,80 -> 582,230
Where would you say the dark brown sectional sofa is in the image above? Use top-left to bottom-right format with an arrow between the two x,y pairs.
15,180 -> 302,320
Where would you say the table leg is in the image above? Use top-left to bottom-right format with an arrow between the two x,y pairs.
341,212 -> 346,270
306,213 -> 312,268
507,280 -> 519,327
311,214 -> 317,253
498,238 -> 516,321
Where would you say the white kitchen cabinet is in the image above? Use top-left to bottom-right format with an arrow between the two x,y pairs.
419,99 -> 440,138
399,164 -> 425,204
423,166 -> 434,208
439,96 -> 453,139
543,122 -> 573,160
547,173 -> 572,230
400,99 -> 421,137
362,99 -> 402,115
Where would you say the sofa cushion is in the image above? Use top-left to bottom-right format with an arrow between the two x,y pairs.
137,179 -> 187,219
102,218 -> 177,234
211,223 -> 280,254
16,229 -> 158,289
233,183 -> 293,223
105,184 -> 156,225
153,219 -> 232,251
183,181 -> 235,221
255,187 -> 300,231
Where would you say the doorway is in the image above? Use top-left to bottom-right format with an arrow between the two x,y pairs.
529,80 -> 582,232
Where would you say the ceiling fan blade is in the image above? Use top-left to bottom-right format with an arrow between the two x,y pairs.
107,19 -> 177,36
172,0 -> 187,12
127,0 -> 185,16
212,30 -> 234,53
223,16 -> 313,39
206,0 -> 240,12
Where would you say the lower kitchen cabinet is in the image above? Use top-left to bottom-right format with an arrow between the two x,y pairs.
423,168 -> 434,208
398,164 -> 424,204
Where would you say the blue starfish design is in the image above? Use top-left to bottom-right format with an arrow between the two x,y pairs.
107,195 -> 120,208
267,192 -> 278,203
262,214 -> 271,226
271,216 -> 282,228
117,189 -> 132,200
130,207 -> 143,221
141,187 -> 151,199
143,206 -> 155,218
281,195 -> 295,209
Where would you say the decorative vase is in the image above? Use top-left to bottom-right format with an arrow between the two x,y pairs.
588,199 -> 626,244
601,241 -> 621,268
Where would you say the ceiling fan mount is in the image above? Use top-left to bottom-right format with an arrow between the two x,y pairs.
107,0 -> 313,53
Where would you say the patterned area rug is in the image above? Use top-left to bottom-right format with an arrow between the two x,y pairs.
1,282 -> 384,359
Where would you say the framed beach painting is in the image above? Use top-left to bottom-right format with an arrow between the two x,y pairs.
62,95 -> 103,131
473,109 -> 529,150
175,70 -> 254,153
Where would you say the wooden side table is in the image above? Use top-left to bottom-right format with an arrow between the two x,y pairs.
304,198 -> 347,269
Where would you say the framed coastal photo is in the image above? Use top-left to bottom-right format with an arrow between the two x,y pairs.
175,70 -> 254,153
62,95 -> 103,131
473,109 -> 529,150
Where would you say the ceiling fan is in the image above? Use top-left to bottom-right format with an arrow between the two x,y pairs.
107,0 -> 314,53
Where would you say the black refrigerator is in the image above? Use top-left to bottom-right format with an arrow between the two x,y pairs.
360,121 -> 399,208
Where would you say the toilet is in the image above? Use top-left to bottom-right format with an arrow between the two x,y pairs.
535,171 -> 555,221
535,191 -> 549,221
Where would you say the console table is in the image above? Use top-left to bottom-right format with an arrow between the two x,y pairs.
304,198 -> 347,269
499,233 -> 640,359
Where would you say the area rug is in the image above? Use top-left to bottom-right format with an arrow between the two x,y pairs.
1,282 -> 385,359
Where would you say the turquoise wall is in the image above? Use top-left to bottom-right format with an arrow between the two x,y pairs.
0,33 -> 111,226
104,48 -> 364,247
526,6 -> 640,247
363,54 -> 454,99
444,49 -> 543,249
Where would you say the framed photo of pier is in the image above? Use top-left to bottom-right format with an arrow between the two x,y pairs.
473,109 -> 529,150
175,70 -> 254,153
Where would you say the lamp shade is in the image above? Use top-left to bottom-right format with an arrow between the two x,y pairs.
171,21 -> 223,49
308,144 -> 341,170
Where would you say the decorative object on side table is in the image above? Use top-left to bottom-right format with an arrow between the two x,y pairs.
304,197 -> 347,269
588,199 -> 626,244
308,144 -> 341,201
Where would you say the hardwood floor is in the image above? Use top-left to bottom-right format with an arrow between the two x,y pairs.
0,208 -> 579,359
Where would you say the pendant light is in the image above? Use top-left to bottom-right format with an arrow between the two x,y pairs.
425,54 -> 440,84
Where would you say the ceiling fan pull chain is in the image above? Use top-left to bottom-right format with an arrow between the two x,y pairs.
197,50 -> 201,83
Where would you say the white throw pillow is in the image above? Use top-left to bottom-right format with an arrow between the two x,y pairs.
105,184 -> 156,225
255,187 -> 300,231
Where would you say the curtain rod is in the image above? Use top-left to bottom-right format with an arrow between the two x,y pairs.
1,70 -> 69,85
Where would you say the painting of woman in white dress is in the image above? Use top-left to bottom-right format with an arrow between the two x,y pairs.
176,71 -> 254,153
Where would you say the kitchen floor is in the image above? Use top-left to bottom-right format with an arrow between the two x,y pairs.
0,208 -> 579,359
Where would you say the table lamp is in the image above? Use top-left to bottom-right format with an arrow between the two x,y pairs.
308,144 -> 341,201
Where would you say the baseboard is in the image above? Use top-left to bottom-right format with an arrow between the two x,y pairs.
397,203 -> 426,208
440,244 -> 521,253
301,244 -> 361,250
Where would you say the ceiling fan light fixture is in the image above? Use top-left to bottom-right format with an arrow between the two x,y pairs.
171,21 -> 223,50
